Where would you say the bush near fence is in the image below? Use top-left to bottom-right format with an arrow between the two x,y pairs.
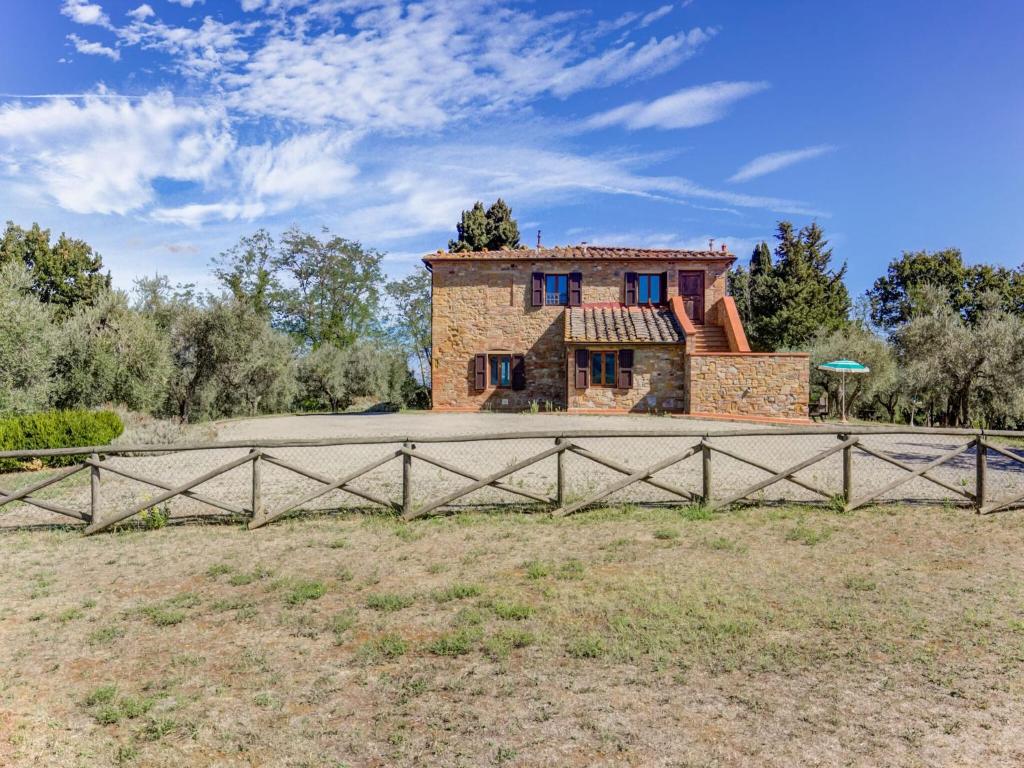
0,410 -> 123,470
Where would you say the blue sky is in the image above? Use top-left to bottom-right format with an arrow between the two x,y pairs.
0,1 -> 1021,296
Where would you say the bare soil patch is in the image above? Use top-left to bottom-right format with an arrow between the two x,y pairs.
1,505 -> 1023,766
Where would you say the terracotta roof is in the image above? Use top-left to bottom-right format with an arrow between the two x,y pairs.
423,245 -> 733,263
565,304 -> 683,344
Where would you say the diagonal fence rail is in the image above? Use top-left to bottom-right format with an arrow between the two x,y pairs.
0,427 -> 1022,534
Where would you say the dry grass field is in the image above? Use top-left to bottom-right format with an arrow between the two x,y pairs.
1,504 -> 1023,767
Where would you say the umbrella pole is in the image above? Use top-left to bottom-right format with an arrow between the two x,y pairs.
841,370 -> 847,424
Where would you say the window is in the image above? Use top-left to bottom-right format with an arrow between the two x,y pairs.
574,349 -> 634,389
637,273 -> 662,304
589,351 -> 617,387
474,353 -> 525,390
490,354 -> 512,387
545,274 -> 569,305
533,272 -> 582,307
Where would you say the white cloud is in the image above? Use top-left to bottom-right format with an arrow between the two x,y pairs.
0,93 -> 232,214
168,0 -> 204,7
640,5 -> 675,27
127,4 -> 154,21
728,145 -> 835,183
61,0 -> 110,27
585,81 -> 769,131
67,34 -> 120,61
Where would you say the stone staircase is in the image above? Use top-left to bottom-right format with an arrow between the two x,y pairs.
688,324 -> 730,353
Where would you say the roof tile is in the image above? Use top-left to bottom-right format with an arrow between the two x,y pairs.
424,245 -> 732,262
565,304 -> 683,344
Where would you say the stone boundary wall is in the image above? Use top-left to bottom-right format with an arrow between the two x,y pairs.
685,352 -> 810,420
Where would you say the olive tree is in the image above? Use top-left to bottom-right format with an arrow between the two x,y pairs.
0,263 -> 57,414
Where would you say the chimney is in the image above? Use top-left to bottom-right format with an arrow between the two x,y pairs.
536,229 -> 542,249
721,243 -> 727,253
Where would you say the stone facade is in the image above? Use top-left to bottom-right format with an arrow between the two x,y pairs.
565,345 -> 687,412
427,247 -> 810,420
684,353 -> 810,420
429,256 -> 729,411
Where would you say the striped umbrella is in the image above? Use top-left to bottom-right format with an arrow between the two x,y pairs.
816,359 -> 870,423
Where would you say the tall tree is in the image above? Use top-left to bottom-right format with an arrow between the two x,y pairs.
868,248 -> 1024,329
736,222 -> 850,351
448,199 -> 521,252
212,229 -> 279,320
0,221 -> 110,316
273,227 -> 385,348
386,265 -> 432,386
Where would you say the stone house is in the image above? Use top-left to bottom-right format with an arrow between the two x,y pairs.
424,245 -> 809,420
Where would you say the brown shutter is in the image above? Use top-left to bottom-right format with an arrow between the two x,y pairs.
568,272 -> 582,306
624,272 -> 637,305
531,272 -> 544,307
659,272 -> 668,304
473,354 -> 487,391
617,349 -> 634,389
574,349 -> 590,389
511,355 -> 526,390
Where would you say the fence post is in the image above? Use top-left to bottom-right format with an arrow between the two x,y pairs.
403,442 -> 414,516
701,438 -> 712,505
250,448 -> 262,522
842,437 -> 853,505
555,437 -> 566,508
89,452 -> 101,525
975,434 -> 986,514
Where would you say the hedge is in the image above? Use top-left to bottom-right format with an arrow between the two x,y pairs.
0,410 -> 124,470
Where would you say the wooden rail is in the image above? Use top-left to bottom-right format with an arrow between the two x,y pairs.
0,428 -> 1020,533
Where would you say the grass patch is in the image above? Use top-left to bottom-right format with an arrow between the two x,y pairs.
653,527 -> 680,540
431,583 -> 482,603
566,635 -> 606,659
786,521 -> 832,546
427,628 -> 480,657
492,600 -> 533,620
358,633 -> 407,662
285,580 -> 326,605
365,593 -> 415,612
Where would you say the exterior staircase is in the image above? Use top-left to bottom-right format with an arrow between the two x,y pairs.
688,325 -> 730,353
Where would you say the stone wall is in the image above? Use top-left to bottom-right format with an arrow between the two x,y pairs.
430,257 -> 729,410
684,353 -> 810,420
565,345 -> 686,412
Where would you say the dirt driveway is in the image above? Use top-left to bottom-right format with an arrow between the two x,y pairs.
214,411 -> 751,442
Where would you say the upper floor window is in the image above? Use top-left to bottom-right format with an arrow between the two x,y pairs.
532,271 -> 582,307
637,274 -> 662,304
545,274 -> 569,305
624,271 -> 667,306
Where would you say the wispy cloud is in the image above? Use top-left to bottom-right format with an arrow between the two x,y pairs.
67,33 -> 120,61
0,93 -> 231,214
584,81 -> 769,130
127,4 -> 155,21
728,145 -> 835,183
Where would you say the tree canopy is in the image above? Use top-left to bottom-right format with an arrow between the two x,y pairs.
0,221 -> 110,316
868,248 -> 1024,329
729,222 -> 851,351
448,199 -> 521,252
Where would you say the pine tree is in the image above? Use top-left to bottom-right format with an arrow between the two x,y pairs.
448,199 -> 520,252
735,222 -> 850,351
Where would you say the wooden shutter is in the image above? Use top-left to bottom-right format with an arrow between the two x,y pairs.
624,272 -> 637,306
659,272 -> 668,305
568,272 -> 582,306
574,349 -> 590,389
511,355 -> 526,390
531,272 -> 544,307
473,354 -> 487,391
617,349 -> 634,389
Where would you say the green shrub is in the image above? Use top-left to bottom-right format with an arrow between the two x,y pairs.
0,409 -> 123,470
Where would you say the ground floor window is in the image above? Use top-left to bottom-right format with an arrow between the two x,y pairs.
575,348 -> 635,389
490,354 -> 512,387
590,351 -> 617,387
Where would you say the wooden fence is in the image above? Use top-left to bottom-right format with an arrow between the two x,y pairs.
0,426 -> 1022,535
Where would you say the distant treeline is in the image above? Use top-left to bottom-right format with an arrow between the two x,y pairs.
0,222 -> 431,423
